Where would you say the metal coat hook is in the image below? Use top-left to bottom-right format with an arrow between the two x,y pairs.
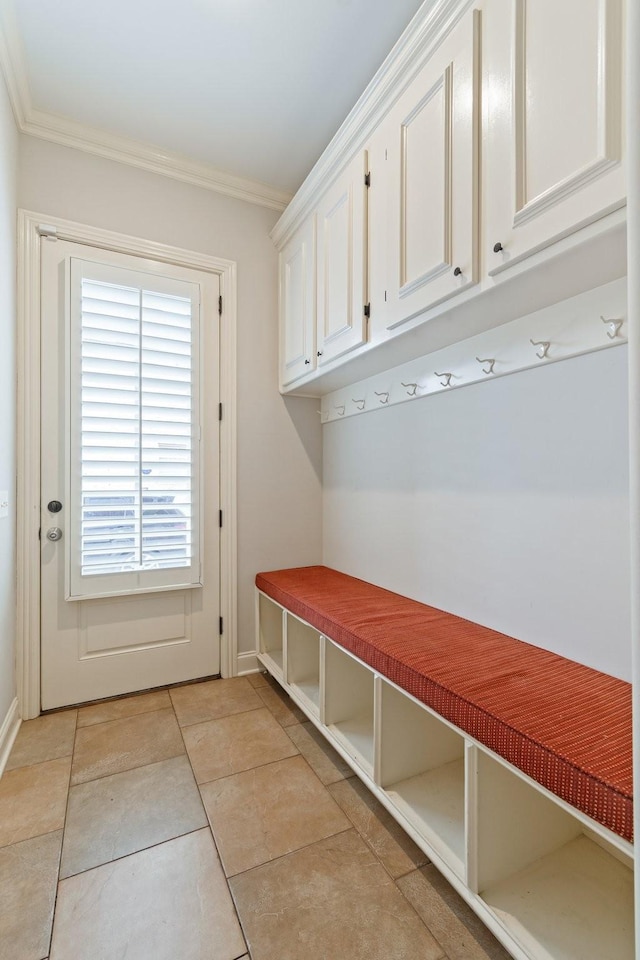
530,339 -> 550,359
601,315 -> 624,340
352,398 -> 365,410
476,357 -> 496,376
374,390 -> 390,404
401,381 -> 418,396
333,403 -> 345,416
434,371 -> 453,387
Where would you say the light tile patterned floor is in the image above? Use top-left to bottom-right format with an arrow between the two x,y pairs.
0,673 -> 512,960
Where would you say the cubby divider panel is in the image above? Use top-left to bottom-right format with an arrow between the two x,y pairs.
476,750 -> 634,960
323,639 -> 375,774
257,592 -> 285,680
286,613 -> 321,717
378,679 -> 466,878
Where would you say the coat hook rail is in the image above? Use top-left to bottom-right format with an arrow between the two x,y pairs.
475,357 -> 496,375
530,339 -> 550,359
434,371 -> 453,387
601,315 -> 624,340
374,390 -> 390,404
352,398 -> 365,410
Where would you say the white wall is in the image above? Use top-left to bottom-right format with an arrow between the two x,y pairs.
0,71 -> 18,723
18,136 -> 323,658
324,344 -> 631,680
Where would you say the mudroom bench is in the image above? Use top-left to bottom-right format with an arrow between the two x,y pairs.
255,565 -> 633,960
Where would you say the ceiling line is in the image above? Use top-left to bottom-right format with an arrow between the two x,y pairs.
0,1 -> 292,212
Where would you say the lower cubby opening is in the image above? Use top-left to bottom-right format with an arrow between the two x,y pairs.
475,751 -> 634,960
323,639 -> 375,774
286,613 -> 321,716
377,679 -> 466,878
257,592 -> 284,679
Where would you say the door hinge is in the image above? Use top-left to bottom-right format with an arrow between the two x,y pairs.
364,172 -> 371,188
219,616 -> 223,635
218,402 -> 223,421
38,527 -> 41,541
219,509 -> 223,528
218,295 -> 223,316
364,303 -> 371,319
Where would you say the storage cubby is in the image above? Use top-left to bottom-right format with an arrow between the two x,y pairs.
256,592 -> 285,680
377,679 -> 466,878
475,750 -> 634,960
323,639 -> 375,774
286,613 -> 321,716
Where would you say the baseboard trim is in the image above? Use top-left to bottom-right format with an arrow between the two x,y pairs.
236,651 -> 261,676
0,698 -> 21,777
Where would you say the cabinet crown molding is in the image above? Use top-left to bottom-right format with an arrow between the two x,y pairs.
271,0 -> 475,248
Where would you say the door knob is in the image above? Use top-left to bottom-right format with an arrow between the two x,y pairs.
493,242 -> 504,253
47,500 -> 63,513
46,527 -> 63,542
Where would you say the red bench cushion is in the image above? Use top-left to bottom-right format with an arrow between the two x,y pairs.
256,565 -> 632,842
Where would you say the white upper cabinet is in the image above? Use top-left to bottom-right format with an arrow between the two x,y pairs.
484,0 -> 624,274
316,150 -> 369,365
273,0 -> 627,394
279,215 -> 316,387
379,7 -> 481,331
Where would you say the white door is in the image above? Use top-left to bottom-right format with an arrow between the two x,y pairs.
40,238 -> 221,710
316,150 -> 369,365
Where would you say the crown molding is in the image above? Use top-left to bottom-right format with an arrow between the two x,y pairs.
21,108 -> 292,211
0,0 -> 291,212
271,0 -> 473,246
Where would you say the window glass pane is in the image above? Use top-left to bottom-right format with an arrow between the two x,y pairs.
80,279 -> 194,576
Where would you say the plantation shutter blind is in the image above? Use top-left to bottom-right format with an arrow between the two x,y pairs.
67,258 -> 202,600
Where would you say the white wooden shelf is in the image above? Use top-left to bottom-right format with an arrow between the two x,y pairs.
256,592 -> 285,682
286,613 -> 321,718
481,835 -> 634,960
255,591 -> 634,960
323,639 -> 375,775
385,760 -> 466,878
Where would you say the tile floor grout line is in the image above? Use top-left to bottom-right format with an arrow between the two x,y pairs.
223,824 -> 357,882
171,687 -> 251,958
47,703 -> 80,959
58,823 -> 212,882
174,702 -> 266,729
73,704 -> 176,734
68,746 -> 187,789
0,824 -> 65,855
76,703 -> 173,728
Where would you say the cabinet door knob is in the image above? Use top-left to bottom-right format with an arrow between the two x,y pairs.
453,266 -> 462,277
317,351 -> 323,357
304,358 -> 311,365
493,242 -> 504,253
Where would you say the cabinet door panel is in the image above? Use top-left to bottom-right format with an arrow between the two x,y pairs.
279,216 -> 316,387
317,151 -> 368,364
384,8 -> 480,330
486,0 -> 623,272
402,72 -> 449,287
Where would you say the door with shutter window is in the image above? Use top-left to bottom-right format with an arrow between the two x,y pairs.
40,239 -> 220,710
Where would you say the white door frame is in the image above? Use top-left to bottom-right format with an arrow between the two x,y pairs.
16,209 -> 238,720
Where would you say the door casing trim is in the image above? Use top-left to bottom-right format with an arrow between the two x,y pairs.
16,209 -> 238,719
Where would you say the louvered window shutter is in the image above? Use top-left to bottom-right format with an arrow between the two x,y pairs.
67,259 -> 202,600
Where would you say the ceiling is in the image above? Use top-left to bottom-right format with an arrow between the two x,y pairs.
4,0 -> 427,198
